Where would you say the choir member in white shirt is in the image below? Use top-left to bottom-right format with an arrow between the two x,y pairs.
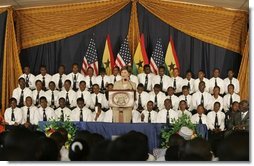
182,70 -> 195,94
85,67 -> 97,92
54,98 -> 72,121
105,83 -> 114,101
157,99 -> 179,123
166,87 -> 180,111
89,84 -> 108,110
21,96 -> 38,127
96,68 -> 111,93
35,97 -> 56,123
192,81 -> 212,112
207,102 -> 225,132
152,66 -> 172,92
191,104 -> 208,127
52,65 -> 67,91
137,64 -> 155,92
45,81 -> 59,109
223,84 -> 240,112
177,100 -> 192,118
70,98 -> 94,122
140,101 -> 158,123
170,68 -> 184,95
12,77 -> 32,108
4,98 -> 23,126
67,63 -> 85,92
76,81 -> 92,108
193,70 -> 210,92
210,86 -> 224,112
59,80 -> 77,109
179,86 -> 193,111
224,69 -> 240,94
149,84 -> 166,112
109,66 -> 121,84
35,65 -> 52,91
93,103 -> 112,122
19,66 -> 36,90
32,80 -> 46,107
209,68 -> 225,95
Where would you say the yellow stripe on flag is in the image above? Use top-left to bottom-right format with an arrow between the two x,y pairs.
165,37 -> 179,77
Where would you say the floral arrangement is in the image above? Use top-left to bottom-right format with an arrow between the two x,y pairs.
160,114 -> 197,148
39,117 -> 77,149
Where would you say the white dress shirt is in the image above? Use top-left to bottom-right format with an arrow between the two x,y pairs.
210,95 -> 224,111
67,72 -> 85,90
178,94 -> 193,111
84,75 -> 97,90
134,91 -> 150,110
90,93 -> 108,109
55,107 -> 72,121
45,90 -> 60,107
95,75 -> 111,89
109,74 -> 121,84
132,110 -> 142,123
35,74 -> 52,90
4,107 -> 23,125
130,74 -> 139,88
223,93 -> 241,111
70,107 -> 94,121
191,113 -> 208,127
177,109 -> 192,118
92,110 -> 112,122
76,90 -> 92,108
12,87 -> 32,106
149,91 -> 166,111
138,73 -> 155,91
141,110 -> 158,123
192,91 -> 212,110
224,77 -> 240,94
170,76 -> 184,93
207,111 -> 225,130
51,73 -> 67,90
182,78 -> 195,94
152,75 -> 172,92
59,89 -> 77,108
193,78 -> 210,93
19,73 -> 36,90
165,95 -> 179,111
209,77 -> 225,94
34,107 -> 56,124
32,90 -> 46,106
21,105 -> 38,125
157,108 -> 178,123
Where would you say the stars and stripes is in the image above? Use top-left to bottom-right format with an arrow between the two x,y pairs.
150,38 -> 165,74
81,38 -> 99,76
115,37 -> 132,69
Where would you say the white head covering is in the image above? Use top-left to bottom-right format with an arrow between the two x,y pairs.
178,126 -> 193,140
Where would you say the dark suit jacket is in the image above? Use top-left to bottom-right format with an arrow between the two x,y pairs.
240,111 -> 249,131
225,111 -> 241,130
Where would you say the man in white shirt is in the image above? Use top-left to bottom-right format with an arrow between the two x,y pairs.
90,84 -> 108,111
55,98 -> 72,121
35,97 -> 56,123
4,98 -> 23,126
211,86 -> 224,112
76,81 -> 92,108
179,86 -> 193,111
157,99 -> 178,123
85,67 -> 97,92
223,84 -> 240,112
105,83 -> 114,101
35,65 -> 52,91
194,70 -> 210,93
138,64 -> 155,92
209,68 -> 225,95
182,70 -> 195,94
140,101 -> 158,123
67,63 -> 85,92
152,66 -> 172,92
93,103 -> 112,122
166,87 -> 179,111
52,65 -> 67,91
19,66 -> 36,90
109,66 -> 121,84
96,68 -> 111,94
70,98 -> 94,121
59,80 -> 77,109
224,69 -> 240,94
170,68 -> 183,96
12,77 -> 32,108
149,84 -> 166,112
21,96 -> 38,128
207,102 -> 225,131
32,80 -> 46,107
191,104 -> 208,127
177,100 -> 192,118
45,81 -> 59,109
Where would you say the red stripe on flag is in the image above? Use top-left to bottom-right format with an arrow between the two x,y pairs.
106,35 -> 115,71
170,36 -> 180,69
150,58 -> 158,75
140,34 -> 149,64
115,55 -> 124,68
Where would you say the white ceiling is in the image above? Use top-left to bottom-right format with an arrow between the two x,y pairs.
0,0 -> 249,11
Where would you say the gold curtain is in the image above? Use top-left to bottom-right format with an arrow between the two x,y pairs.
1,7 -> 23,113
139,0 -> 248,54
238,32 -> 249,100
15,0 -> 130,49
0,7 -> 7,14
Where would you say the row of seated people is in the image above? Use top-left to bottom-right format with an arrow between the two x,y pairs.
19,64 -> 240,96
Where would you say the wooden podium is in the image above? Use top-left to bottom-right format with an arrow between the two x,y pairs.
108,90 -> 135,123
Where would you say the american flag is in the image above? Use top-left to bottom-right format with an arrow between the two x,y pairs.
81,38 -> 99,76
150,38 -> 165,74
115,38 -> 132,69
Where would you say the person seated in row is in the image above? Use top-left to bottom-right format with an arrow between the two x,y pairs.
76,81 -> 92,108
133,83 -> 150,113
170,68 -> 184,96
179,86 -> 193,111
156,99 -> 178,124
54,98 -> 72,122
152,66 -> 172,93
89,84 -> 108,111
52,65 -> 67,91
127,66 -> 139,88
19,65 -> 36,90
96,68 -> 111,94
45,81 -> 60,109
21,96 -> 38,128
225,101 -> 240,132
105,83 -> 114,101
70,98 -> 94,122
84,67 -> 97,92
32,80 -> 46,107
59,80 -> 77,109
224,69 -> 239,94
210,86 -> 224,112
191,104 -> 208,127
182,70 -> 195,94
177,100 -> 192,118
194,70 -> 210,93
223,84 -> 240,112
36,97 -> 56,123
93,103 -> 112,122
109,66 -> 121,84
209,68 -> 225,95
67,63 -> 85,92
149,84 -> 166,112
140,101 -> 158,123
207,102 -> 225,133
4,98 -> 23,126
137,64 -> 155,92
35,65 -> 52,91
166,87 -> 179,111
